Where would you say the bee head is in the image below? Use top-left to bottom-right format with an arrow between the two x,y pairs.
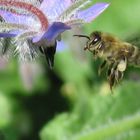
74,31 -> 103,53
86,31 -> 102,52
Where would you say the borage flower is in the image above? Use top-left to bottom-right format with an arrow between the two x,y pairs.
0,0 -> 109,68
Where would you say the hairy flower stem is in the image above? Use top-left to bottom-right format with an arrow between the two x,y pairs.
0,0 -> 49,31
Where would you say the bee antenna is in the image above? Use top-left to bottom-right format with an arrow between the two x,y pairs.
73,34 -> 90,40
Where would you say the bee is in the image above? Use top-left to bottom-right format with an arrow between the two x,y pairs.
74,31 -> 140,89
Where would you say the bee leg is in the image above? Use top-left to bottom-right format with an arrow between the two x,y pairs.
115,70 -> 124,83
109,68 -> 116,91
107,63 -> 114,79
84,42 -> 89,50
93,50 -> 98,60
98,60 -> 107,75
107,63 -> 116,90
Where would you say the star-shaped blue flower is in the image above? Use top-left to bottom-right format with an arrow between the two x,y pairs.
0,0 -> 109,67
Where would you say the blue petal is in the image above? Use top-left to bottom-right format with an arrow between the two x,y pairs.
0,10 -> 37,28
56,41 -> 68,52
32,22 -> 71,43
42,22 -> 71,41
0,33 -> 17,38
77,3 -> 110,22
40,0 -> 73,19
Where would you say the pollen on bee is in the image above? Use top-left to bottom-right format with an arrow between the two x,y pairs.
117,60 -> 127,72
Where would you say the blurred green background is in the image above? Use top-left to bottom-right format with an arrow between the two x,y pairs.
1,0 -> 140,140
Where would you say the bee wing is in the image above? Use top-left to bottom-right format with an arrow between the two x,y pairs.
126,32 -> 140,47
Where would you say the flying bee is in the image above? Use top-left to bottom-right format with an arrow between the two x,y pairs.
74,31 -> 140,89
